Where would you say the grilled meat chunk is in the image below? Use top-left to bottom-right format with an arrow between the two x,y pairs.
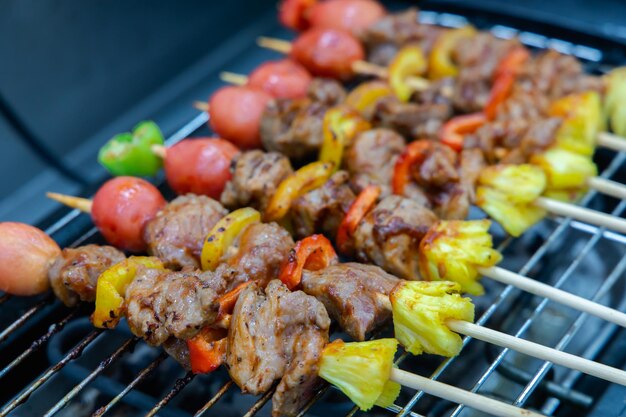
215,222 -> 294,289
344,128 -> 405,197
260,78 -> 346,160
359,9 -> 444,66
125,267 -> 226,346
353,195 -> 437,280
372,95 -> 452,140
48,245 -> 125,306
221,150 -> 294,212
291,171 -> 356,239
144,194 -> 227,270
227,280 -> 330,417
163,338 -> 191,371
302,263 -> 400,340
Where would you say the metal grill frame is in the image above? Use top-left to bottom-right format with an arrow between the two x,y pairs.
1,6 -> 626,417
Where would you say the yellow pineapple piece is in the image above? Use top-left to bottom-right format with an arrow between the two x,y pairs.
390,281 -> 474,357
531,148 -> 597,202
549,91 -> 603,156
604,67 -> 626,136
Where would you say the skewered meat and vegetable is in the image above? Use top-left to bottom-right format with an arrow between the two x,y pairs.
48,244 -> 125,307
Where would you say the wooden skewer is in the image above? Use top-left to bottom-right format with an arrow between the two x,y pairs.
391,368 -> 545,417
46,192 -> 92,213
587,177 -> 626,200
535,197 -> 626,234
220,71 -> 248,86
377,294 -> 626,385
151,144 -> 167,159
194,101 -> 210,112
596,132 -> 626,154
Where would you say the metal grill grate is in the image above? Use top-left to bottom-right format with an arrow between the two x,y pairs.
1,6 -> 626,417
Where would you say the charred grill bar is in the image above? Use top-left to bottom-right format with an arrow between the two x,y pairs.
1,4 -> 626,417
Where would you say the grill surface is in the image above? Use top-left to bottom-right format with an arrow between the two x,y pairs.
1,2 -> 626,417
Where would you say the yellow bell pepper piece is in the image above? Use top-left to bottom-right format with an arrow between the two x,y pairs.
92,256 -> 163,329
264,161 -> 334,222
428,26 -> 477,79
549,91 -> 603,156
388,45 -> 428,102
345,80 -> 393,117
319,106 -> 371,172
201,207 -> 261,271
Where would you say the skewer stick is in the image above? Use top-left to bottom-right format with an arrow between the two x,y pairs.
194,101 -> 210,112
220,71 -> 248,86
596,132 -> 626,154
257,36 -> 292,54
535,197 -> 626,234
391,368 -> 545,417
587,177 -> 626,200
46,192 -> 92,213
151,144 -> 167,159
479,266 -> 626,327
447,319 -> 626,386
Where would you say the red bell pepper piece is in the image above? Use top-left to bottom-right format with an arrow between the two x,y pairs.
336,185 -> 380,253
438,113 -> 487,152
187,327 -> 228,374
392,140 -> 435,195
484,46 -> 530,120
279,234 -> 338,290
217,281 -> 253,318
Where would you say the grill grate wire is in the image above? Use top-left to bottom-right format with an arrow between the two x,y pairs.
0,9 -> 625,417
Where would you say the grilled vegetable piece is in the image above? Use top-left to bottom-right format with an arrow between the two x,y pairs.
428,25 -> 477,79
344,80 -> 393,119
531,148 -> 597,202
291,28 -> 365,80
98,121 -> 164,177
187,327 -> 228,374
0,222 -> 61,296
308,0 -> 386,34
336,185 -> 380,254
92,177 -> 167,252
201,208 -> 261,271
279,234 -> 338,290
278,0 -> 317,31
483,46 -> 530,120
439,113 -> 487,152
419,220 -> 502,296
264,161 -> 334,222
605,67 -> 626,136
319,106 -> 371,171
388,45 -> 427,102
319,338 -> 400,411
208,86 -> 272,150
390,281 -> 474,357
247,59 -> 313,99
476,164 -> 547,237
549,91 -> 603,156
92,256 -> 163,328
164,138 -> 240,199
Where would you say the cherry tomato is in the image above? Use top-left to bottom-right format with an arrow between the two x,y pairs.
0,222 -> 61,295
309,0 -> 385,33
165,138 -> 240,199
209,86 -> 272,150
279,0 -> 317,31
247,59 -> 312,99
92,177 -> 166,252
291,28 -> 365,80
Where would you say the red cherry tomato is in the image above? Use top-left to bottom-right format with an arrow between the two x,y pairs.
247,59 -> 312,99
0,222 -> 61,295
279,0 -> 318,31
165,138 -> 240,199
291,28 -> 365,80
92,177 -> 166,252
309,0 -> 385,33
209,86 -> 272,150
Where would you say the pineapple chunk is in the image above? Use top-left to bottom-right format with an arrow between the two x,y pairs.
319,339 -> 399,411
419,220 -> 503,296
605,67 -> 626,136
375,378 -> 402,408
549,91 -> 603,156
531,148 -> 597,202
390,281 -> 474,357
476,165 -> 547,237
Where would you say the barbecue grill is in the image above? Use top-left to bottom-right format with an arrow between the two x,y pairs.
1,1 -> 626,416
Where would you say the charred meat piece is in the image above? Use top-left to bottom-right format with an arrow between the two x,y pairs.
144,194 -> 227,270
48,244 -> 125,306
221,150 -> 294,212
372,95 -> 452,141
214,222 -> 294,289
291,171 -> 356,239
302,263 -> 400,341
359,9 -> 444,66
260,78 -> 346,160
163,337 -> 191,371
226,280 -> 330,417
353,195 -> 437,280
344,128 -> 405,197
125,267 -> 226,346
459,149 -> 486,203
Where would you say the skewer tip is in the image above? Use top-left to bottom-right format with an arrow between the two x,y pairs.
46,192 -> 93,213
